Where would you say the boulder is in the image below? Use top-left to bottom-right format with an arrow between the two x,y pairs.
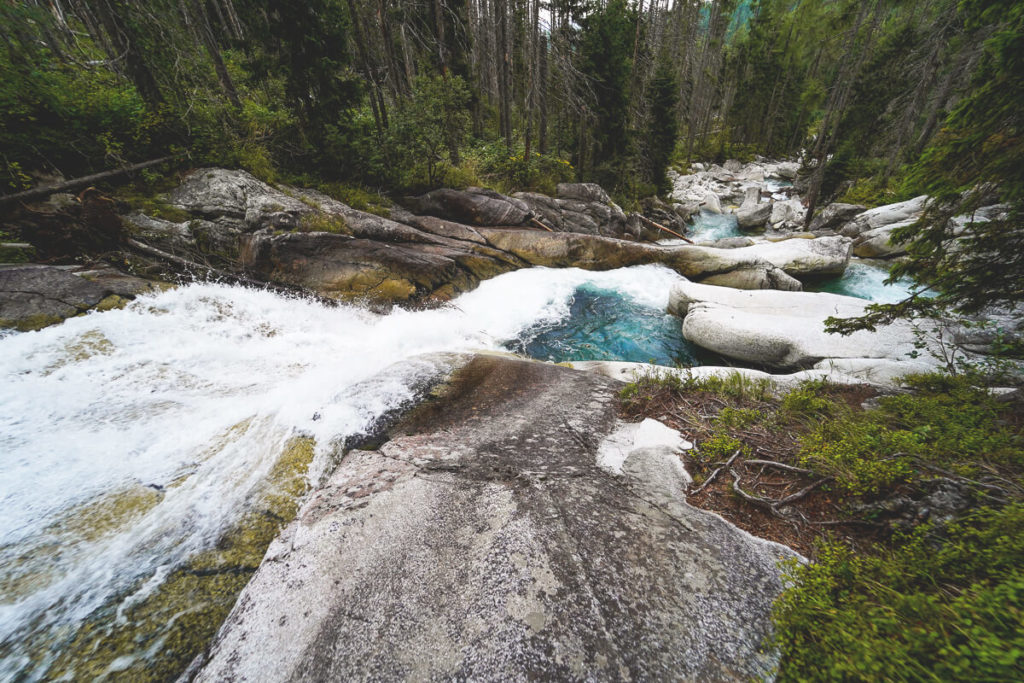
769,161 -> 800,179
667,280 -> 947,370
725,235 -> 852,277
404,188 -> 531,227
193,353 -> 796,682
852,220 -> 914,258
839,195 -> 928,237
808,202 -> 866,232
0,265 -> 125,331
723,159 -> 743,173
710,236 -> 756,249
702,191 -> 723,214
770,198 -> 805,227
555,182 -> 611,204
735,203 -> 772,231
169,168 -> 311,231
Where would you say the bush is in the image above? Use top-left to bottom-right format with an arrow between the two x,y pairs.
773,504 -> 1024,681
796,373 -> 1023,494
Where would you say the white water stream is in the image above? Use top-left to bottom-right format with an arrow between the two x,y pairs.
0,265 -> 685,680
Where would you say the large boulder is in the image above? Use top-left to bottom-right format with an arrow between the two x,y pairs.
735,203 -> 771,231
667,281 -> 946,371
768,161 -> 800,179
724,235 -> 852,277
169,168 -> 312,231
0,265 -> 136,331
770,198 -> 805,227
852,220 -> 915,258
839,195 -> 928,237
403,187 -> 532,227
193,353 -> 796,682
808,202 -> 866,232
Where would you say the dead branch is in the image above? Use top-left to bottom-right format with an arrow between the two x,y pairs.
0,156 -> 177,207
637,214 -> 693,243
743,459 -> 817,476
690,450 -> 740,495
529,216 -> 554,232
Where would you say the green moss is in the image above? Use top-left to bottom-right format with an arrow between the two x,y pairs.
0,313 -> 65,332
297,211 -> 350,235
39,436 -> 317,681
94,294 -> 129,312
117,189 -> 192,223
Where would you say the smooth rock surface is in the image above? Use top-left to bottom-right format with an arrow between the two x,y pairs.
808,202 -> 866,232
839,195 -> 928,237
194,354 -> 796,682
724,235 -> 852,277
668,281 -> 944,370
852,220 -> 914,258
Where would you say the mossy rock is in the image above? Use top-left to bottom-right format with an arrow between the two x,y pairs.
23,436 -> 317,681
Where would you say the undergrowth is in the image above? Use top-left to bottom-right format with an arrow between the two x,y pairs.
619,367 -> 1024,680
773,505 -> 1024,681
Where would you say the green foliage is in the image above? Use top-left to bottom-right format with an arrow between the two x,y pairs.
773,504 -> 1024,681
796,373 -> 1023,494
385,75 -> 472,189
647,60 -> 679,195
473,141 -> 576,195
296,212 -> 349,234
618,368 -> 774,407
780,380 -> 837,418
696,430 -> 751,462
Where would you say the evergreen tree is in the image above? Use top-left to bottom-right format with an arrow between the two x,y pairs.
648,59 -> 679,195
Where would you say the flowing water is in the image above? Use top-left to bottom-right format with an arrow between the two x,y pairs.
0,264 -> 692,680
0,256 -> 919,679
808,260 -> 918,303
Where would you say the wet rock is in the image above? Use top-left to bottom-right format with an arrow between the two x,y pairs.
839,195 -> 928,237
403,187 -> 532,227
725,235 -> 852,277
808,202 -> 866,232
555,182 -> 611,204
0,265 -> 118,331
194,354 -> 796,682
852,220 -> 914,258
667,280 -> 952,371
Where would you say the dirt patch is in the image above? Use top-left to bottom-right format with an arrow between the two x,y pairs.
622,385 -> 889,558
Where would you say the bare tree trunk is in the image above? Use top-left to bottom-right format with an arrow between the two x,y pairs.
90,0 -> 165,109
183,0 -> 241,109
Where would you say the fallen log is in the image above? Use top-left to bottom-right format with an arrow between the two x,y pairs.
637,214 -> 693,243
0,156 -> 177,208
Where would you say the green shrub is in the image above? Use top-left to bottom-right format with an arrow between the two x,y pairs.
696,430 -> 751,462
773,504 -> 1024,681
796,373 -> 1023,494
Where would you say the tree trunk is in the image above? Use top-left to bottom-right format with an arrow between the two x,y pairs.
90,0 -> 165,109
185,0 -> 241,109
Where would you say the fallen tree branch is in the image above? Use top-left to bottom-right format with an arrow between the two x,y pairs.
0,156 -> 177,208
529,217 -> 554,232
637,214 -> 693,243
730,468 -> 782,514
690,450 -> 740,495
744,459 -> 817,476
775,477 -> 833,506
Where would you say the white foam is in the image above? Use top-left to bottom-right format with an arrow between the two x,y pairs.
0,264 -> 686,676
